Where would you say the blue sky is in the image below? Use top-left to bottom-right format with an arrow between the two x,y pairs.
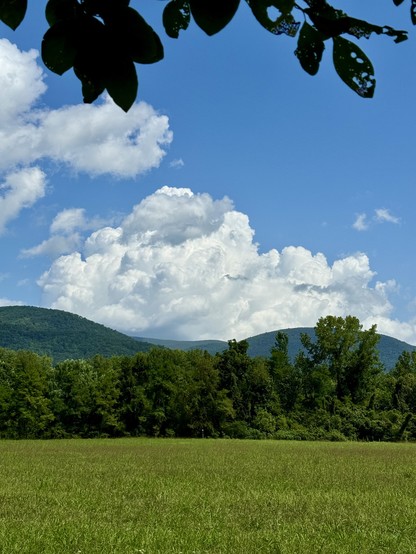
1,1 -> 416,343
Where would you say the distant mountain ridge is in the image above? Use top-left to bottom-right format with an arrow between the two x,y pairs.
135,328 -> 416,370
133,337 -> 228,356
245,328 -> 416,370
1,306 -> 414,370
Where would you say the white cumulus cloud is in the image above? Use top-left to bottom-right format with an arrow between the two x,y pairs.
21,234 -> 83,258
34,99 -> 172,177
50,209 -> 88,235
0,39 -> 46,126
22,207 -> 113,258
37,186 -> 415,342
0,39 -> 172,177
0,167 -> 47,235
0,39 -> 173,234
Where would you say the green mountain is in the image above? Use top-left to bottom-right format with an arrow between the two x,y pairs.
1,306 -> 414,370
135,328 -> 416,370
245,328 -> 416,370
0,306 -> 154,363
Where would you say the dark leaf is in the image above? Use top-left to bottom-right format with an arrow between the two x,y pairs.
248,0 -> 295,17
333,36 -> 375,98
105,58 -> 138,112
381,25 -> 407,43
43,14 -> 108,76
45,0 -> 80,27
72,16 -> 109,103
305,6 -> 407,44
305,5 -> 350,38
73,38 -> 107,104
42,20 -> 79,75
294,22 -> 325,76
392,0 -> 405,5
0,0 -> 27,30
247,0 -> 299,36
274,14 -> 300,37
81,0 -> 103,17
77,73 -> 106,104
189,0 -> 240,36
345,18 -> 408,44
110,7 -> 164,64
64,8 -> 142,108
82,0 -> 130,18
412,0 -> 416,25
163,0 -> 190,38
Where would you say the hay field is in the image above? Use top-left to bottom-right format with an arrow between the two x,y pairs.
0,439 -> 414,553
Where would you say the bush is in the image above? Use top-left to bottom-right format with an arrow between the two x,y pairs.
325,429 -> 348,442
274,429 -> 313,441
222,420 -> 252,439
253,409 -> 276,434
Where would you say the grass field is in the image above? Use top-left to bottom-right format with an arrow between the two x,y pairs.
0,439 -> 414,553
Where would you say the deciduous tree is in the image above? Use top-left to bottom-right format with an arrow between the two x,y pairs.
269,331 -> 301,412
300,315 -> 382,403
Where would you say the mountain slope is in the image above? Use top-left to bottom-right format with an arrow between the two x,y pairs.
246,328 -> 416,370
134,337 -> 228,356
0,306 -> 154,363
2,306 -> 414,370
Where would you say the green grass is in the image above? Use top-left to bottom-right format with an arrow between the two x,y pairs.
0,439 -> 414,553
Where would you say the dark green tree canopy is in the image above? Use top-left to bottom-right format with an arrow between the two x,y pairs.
1,312 -> 416,440
0,0 -> 413,111
299,315 -> 382,402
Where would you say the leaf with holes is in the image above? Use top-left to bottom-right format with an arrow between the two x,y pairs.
412,0 -> 416,25
333,36 -> 375,98
163,0 -> 190,38
189,0 -> 240,36
248,0 -> 295,19
273,14 -> 299,37
0,0 -> 27,30
344,18 -> 407,44
248,0 -> 297,34
305,6 -> 407,44
295,22 -> 324,76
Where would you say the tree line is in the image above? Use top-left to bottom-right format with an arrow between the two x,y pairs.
0,315 -> 415,441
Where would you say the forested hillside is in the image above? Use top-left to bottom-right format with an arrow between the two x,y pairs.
0,306 -> 153,362
1,315 -> 415,442
245,329 -> 416,370
2,306 -> 414,368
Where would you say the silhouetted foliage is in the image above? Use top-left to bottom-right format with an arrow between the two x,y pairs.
1,1 -> 413,110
